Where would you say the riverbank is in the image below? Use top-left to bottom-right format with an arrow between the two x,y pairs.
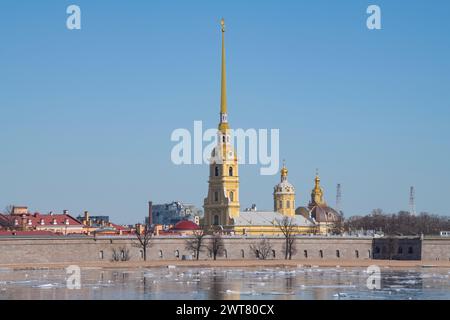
1,259 -> 449,271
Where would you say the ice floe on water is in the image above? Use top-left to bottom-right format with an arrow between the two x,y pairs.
32,283 -> 64,289
0,266 -> 449,299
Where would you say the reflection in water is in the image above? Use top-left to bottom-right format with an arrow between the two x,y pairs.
0,266 -> 448,300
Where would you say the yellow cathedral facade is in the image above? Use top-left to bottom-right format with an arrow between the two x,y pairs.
203,20 -> 341,235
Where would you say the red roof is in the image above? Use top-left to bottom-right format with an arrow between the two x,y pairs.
172,220 -> 199,230
1,213 -> 83,228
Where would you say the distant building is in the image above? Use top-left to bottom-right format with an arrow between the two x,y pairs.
167,220 -> 200,236
296,173 -> 342,234
76,211 -> 110,226
76,211 -> 131,236
0,207 -> 84,235
146,201 -> 203,226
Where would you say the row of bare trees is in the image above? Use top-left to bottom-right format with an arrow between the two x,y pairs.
134,216 -> 301,261
344,209 -> 450,236
185,227 -> 225,260
134,225 -> 226,261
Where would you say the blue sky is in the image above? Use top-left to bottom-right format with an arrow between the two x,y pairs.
0,1 -> 449,224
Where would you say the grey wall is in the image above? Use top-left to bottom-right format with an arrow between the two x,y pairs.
372,238 -> 422,260
0,236 -> 373,264
422,238 -> 450,261
1,236 -> 449,264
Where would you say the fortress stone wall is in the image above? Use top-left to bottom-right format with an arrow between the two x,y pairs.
421,237 -> 450,261
0,236 -> 448,264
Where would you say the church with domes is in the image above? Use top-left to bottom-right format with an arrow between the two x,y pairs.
202,19 -> 342,236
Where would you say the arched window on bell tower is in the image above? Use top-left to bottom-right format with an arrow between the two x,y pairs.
230,191 -> 234,202
229,166 -> 233,176
215,166 -> 219,177
213,215 -> 219,225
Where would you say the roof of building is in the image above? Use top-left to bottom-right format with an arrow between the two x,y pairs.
296,205 -> 341,223
234,211 -> 314,227
0,212 -> 83,227
172,220 -> 200,230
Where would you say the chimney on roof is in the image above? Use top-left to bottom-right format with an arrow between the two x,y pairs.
148,201 -> 153,226
63,210 -> 68,215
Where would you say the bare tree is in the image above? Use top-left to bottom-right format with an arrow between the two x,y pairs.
4,205 -> 13,215
330,216 -> 344,235
133,225 -> 153,261
275,216 -> 297,260
111,247 -> 131,262
344,210 -> 450,236
185,226 -> 208,260
207,232 -> 225,260
0,206 -> 16,230
249,239 -> 273,260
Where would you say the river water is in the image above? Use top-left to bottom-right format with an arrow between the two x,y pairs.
0,266 -> 449,300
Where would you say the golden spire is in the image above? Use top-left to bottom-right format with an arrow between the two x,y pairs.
311,169 -> 325,206
281,159 -> 288,181
314,168 -> 320,189
219,18 -> 229,132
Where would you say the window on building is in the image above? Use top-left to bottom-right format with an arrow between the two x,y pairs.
375,246 -> 380,254
408,247 -> 413,254
287,200 -> 290,208
241,249 -> 245,258
229,191 -> 234,202
398,247 -> 403,254
368,250 -> 371,258
229,167 -> 233,176
319,250 -> 323,258
215,166 -> 219,177
336,250 -> 340,258
255,250 -> 260,259
159,250 -> 163,258
214,192 -> 219,202
213,215 -> 219,225
304,250 -> 308,258
223,249 -> 227,258
140,250 -> 144,259
272,250 -> 276,258
279,201 -> 283,209
121,250 -> 125,260
355,250 -> 359,258
175,250 -> 180,258
99,251 -> 104,260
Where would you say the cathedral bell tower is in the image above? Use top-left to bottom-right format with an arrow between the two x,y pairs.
273,161 -> 296,216
309,170 -> 326,208
203,19 -> 240,228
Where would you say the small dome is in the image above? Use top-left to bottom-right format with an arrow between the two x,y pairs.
274,180 -> 295,193
173,220 -> 200,230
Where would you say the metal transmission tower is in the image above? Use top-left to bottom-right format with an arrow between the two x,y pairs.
409,186 -> 416,216
336,183 -> 342,216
